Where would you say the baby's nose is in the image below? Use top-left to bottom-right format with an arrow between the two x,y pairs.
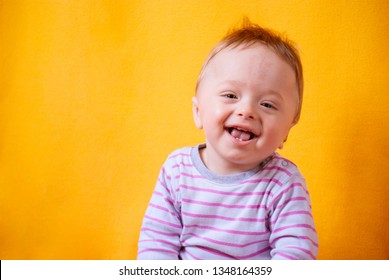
237,102 -> 256,120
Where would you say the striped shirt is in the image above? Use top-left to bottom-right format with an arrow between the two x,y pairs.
137,144 -> 318,260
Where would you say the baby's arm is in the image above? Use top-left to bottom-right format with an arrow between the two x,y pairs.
137,166 -> 182,260
268,175 -> 318,260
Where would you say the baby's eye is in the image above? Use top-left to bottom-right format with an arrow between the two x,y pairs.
261,102 -> 275,109
223,93 -> 238,99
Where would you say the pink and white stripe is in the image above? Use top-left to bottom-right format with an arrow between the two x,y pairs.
138,145 -> 318,260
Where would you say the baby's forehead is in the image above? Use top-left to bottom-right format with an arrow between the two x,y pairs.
198,43 -> 299,97
196,42 -> 297,96
208,43 -> 288,75
208,43 -> 277,68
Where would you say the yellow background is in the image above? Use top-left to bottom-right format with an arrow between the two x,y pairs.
1,0 -> 388,259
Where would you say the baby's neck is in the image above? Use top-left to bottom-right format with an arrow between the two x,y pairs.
199,145 -> 266,175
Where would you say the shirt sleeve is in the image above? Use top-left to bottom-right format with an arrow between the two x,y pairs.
137,164 -> 182,260
268,175 -> 318,260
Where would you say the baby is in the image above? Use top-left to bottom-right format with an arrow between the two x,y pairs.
137,20 -> 318,260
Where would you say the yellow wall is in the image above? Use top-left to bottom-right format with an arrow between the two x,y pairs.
1,0 -> 388,260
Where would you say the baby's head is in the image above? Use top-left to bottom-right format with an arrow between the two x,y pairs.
196,19 -> 303,123
193,19 -> 303,174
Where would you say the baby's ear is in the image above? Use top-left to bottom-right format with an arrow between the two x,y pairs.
279,120 -> 297,149
192,96 -> 203,129
278,135 -> 288,149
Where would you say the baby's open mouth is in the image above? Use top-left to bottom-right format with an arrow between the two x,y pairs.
227,127 -> 256,141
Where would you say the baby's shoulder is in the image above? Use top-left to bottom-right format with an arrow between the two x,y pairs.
261,153 -> 304,183
166,146 -> 192,162
261,154 -> 309,200
162,146 -> 194,170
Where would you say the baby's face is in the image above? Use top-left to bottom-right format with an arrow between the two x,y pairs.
193,43 -> 299,174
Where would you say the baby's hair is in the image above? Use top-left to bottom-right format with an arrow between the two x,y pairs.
196,18 -> 303,123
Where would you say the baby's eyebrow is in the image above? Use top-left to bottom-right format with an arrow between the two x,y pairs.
220,80 -> 245,87
262,89 -> 284,99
